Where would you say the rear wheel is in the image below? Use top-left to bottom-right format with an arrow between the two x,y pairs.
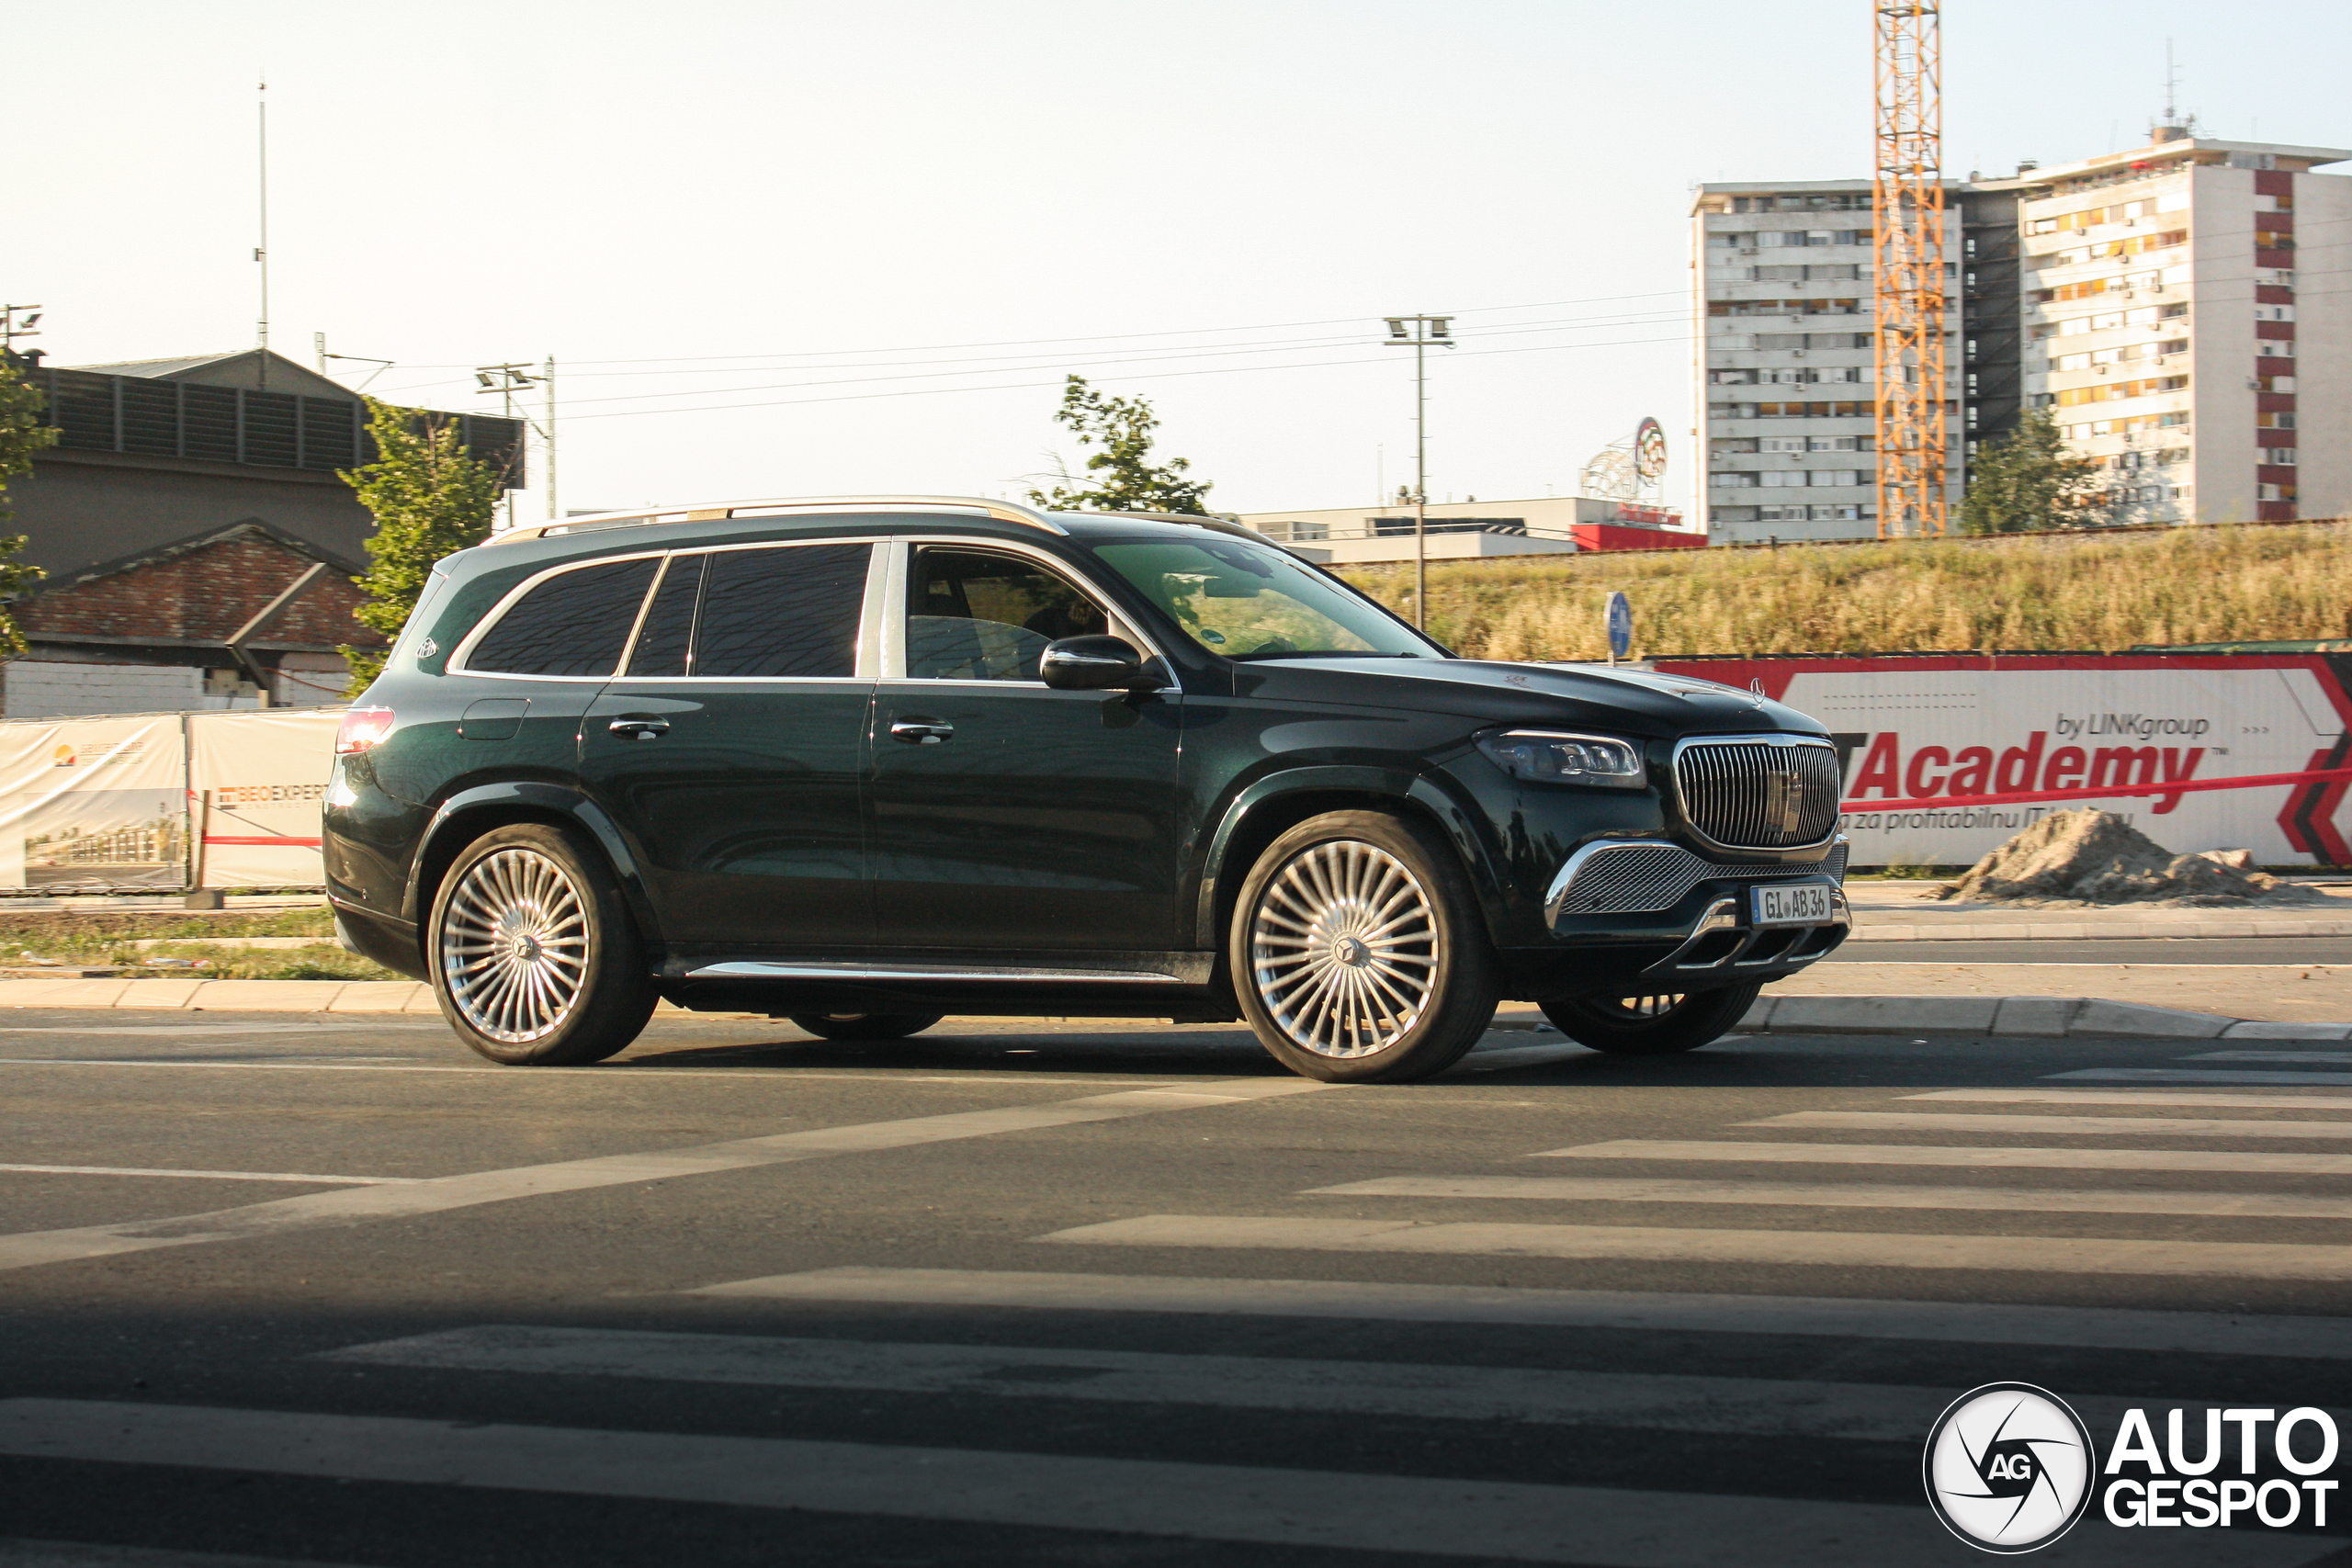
1542,982 -> 1762,1055
1231,810 -> 1499,1083
428,822 -> 656,1066
787,1011 -> 944,1041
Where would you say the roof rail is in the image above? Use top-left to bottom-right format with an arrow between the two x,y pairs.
483,495 -> 1065,547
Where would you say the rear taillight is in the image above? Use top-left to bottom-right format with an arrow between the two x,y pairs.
336,706 -> 396,754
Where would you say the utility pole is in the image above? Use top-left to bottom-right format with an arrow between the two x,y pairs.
473,363 -> 538,531
543,355 -> 558,520
1381,314 -> 1454,628
1872,3 -> 1947,537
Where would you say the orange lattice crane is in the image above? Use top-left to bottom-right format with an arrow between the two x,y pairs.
1872,3 -> 1947,537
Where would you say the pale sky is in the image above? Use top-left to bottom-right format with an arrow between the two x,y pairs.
16,1 -> 2349,524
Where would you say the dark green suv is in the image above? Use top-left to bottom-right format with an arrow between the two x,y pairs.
324,496 -> 1848,1081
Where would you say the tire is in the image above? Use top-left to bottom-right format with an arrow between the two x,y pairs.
787,1011 -> 944,1042
1542,982 -> 1763,1056
1230,809 -> 1500,1084
427,821 -> 657,1066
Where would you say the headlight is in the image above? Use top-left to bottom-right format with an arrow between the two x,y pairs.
1476,729 -> 1646,788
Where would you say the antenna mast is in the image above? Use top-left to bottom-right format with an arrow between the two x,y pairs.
1871,3 -> 1947,538
255,74 -> 270,359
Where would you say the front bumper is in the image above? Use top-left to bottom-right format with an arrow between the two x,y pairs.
1498,836 -> 1849,1001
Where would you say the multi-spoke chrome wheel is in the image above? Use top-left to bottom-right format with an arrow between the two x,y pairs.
438,847 -> 590,1043
1249,840 -> 1440,1059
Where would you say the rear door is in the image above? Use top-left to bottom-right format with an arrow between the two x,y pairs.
866,540 -> 1184,953
579,539 -> 880,947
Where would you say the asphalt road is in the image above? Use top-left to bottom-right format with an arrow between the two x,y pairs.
5,1010 -> 2352,1568
1828,937 -> 2352,965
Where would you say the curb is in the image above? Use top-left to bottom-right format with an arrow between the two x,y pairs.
1734,993 -> 2352,1042
0,976 -> 2343,1043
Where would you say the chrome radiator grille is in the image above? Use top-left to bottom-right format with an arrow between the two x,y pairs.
1551,840 -> 1847,917
1675,739 -> 1842,850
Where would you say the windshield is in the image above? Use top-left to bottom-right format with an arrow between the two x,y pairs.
1089,536 -> 1442,661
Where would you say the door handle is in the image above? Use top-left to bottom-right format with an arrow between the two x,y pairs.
608,717 -> 672,740
889,717 -> 954,746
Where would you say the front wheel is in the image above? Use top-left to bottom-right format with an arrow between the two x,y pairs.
1542,982 -> 1762,1055
428,822 -> 657,1066
1231,810 -> 1499,1083
787,1011 -> 944,1042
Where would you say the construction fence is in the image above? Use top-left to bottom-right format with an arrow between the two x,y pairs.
0,707 -> 340,893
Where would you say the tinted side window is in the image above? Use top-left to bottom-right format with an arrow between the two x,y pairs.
625,554 -> 705,677
906,547 -> 1107,682
467,558 -> 659,677
695,544 -> 872,678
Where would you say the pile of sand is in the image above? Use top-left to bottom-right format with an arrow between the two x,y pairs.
1936,808 -> 2318,906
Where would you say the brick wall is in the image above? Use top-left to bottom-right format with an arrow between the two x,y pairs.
14,530 -> 387,648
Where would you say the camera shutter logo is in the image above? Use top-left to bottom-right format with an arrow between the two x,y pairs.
1924,1383 -> 2094,1553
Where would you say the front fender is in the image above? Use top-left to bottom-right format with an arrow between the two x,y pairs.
403,781 -> 662,944
1190,765 -> 1510,950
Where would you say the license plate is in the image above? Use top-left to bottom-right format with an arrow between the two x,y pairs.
1752,881 -> 1835,927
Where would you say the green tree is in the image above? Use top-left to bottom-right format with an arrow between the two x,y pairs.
1958,408 -> 2102,535
339,398 -> 502,690
0,357 -> 56,653
1026,375 -> 1214,515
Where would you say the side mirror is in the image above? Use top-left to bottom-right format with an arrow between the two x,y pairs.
1041,635 -> 1167,693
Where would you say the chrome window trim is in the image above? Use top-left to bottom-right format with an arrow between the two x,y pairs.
1669,732 -> 1842,855
447,548 -> 669,681
881,535 -> 1182,694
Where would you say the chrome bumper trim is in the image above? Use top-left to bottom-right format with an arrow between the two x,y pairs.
1545,836 -> 1848,920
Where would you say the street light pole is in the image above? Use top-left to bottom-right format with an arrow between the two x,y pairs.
474,362 -> 539,531
1382,315 -> 1453,628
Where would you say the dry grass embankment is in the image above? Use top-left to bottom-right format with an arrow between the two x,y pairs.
1338,521 -> 2352,660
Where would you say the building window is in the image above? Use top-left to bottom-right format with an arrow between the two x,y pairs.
2260,483 -> 2297,502
2262,448 -> 2298,467
1715,474 -> 1758,489
2257,412 -> 2296,430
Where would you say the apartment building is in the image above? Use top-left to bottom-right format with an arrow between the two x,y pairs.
1691,180 -> 1962,545
1690,134 -> 2351,542
2006,133 -> 2350,525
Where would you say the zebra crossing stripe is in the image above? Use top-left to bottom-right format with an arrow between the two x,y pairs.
1034,1213 -> 2352,1280
2051,1068 -> 2352,1088
0,1397 -> 2066,1568
1904,1089 -> 2352,1111
1532,1139 -> 2352,1176
0,1077 -> 1331,1276
685,1265 -> 2352,1358
1311,1173 -> 2352,1220
2187,1052 -> 2352,1065
1747,1111 -> 2352,1140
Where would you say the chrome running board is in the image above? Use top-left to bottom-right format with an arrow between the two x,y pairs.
684,960 -> 1187,985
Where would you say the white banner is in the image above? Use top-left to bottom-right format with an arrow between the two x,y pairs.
0,715 -> 191,888
1658,655 -> 2352,868
187,709 -> 342,888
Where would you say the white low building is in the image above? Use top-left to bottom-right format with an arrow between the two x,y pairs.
1237,497 -> 1700,565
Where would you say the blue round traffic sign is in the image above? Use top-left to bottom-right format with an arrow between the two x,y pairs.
1605,592 -> 1634,659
